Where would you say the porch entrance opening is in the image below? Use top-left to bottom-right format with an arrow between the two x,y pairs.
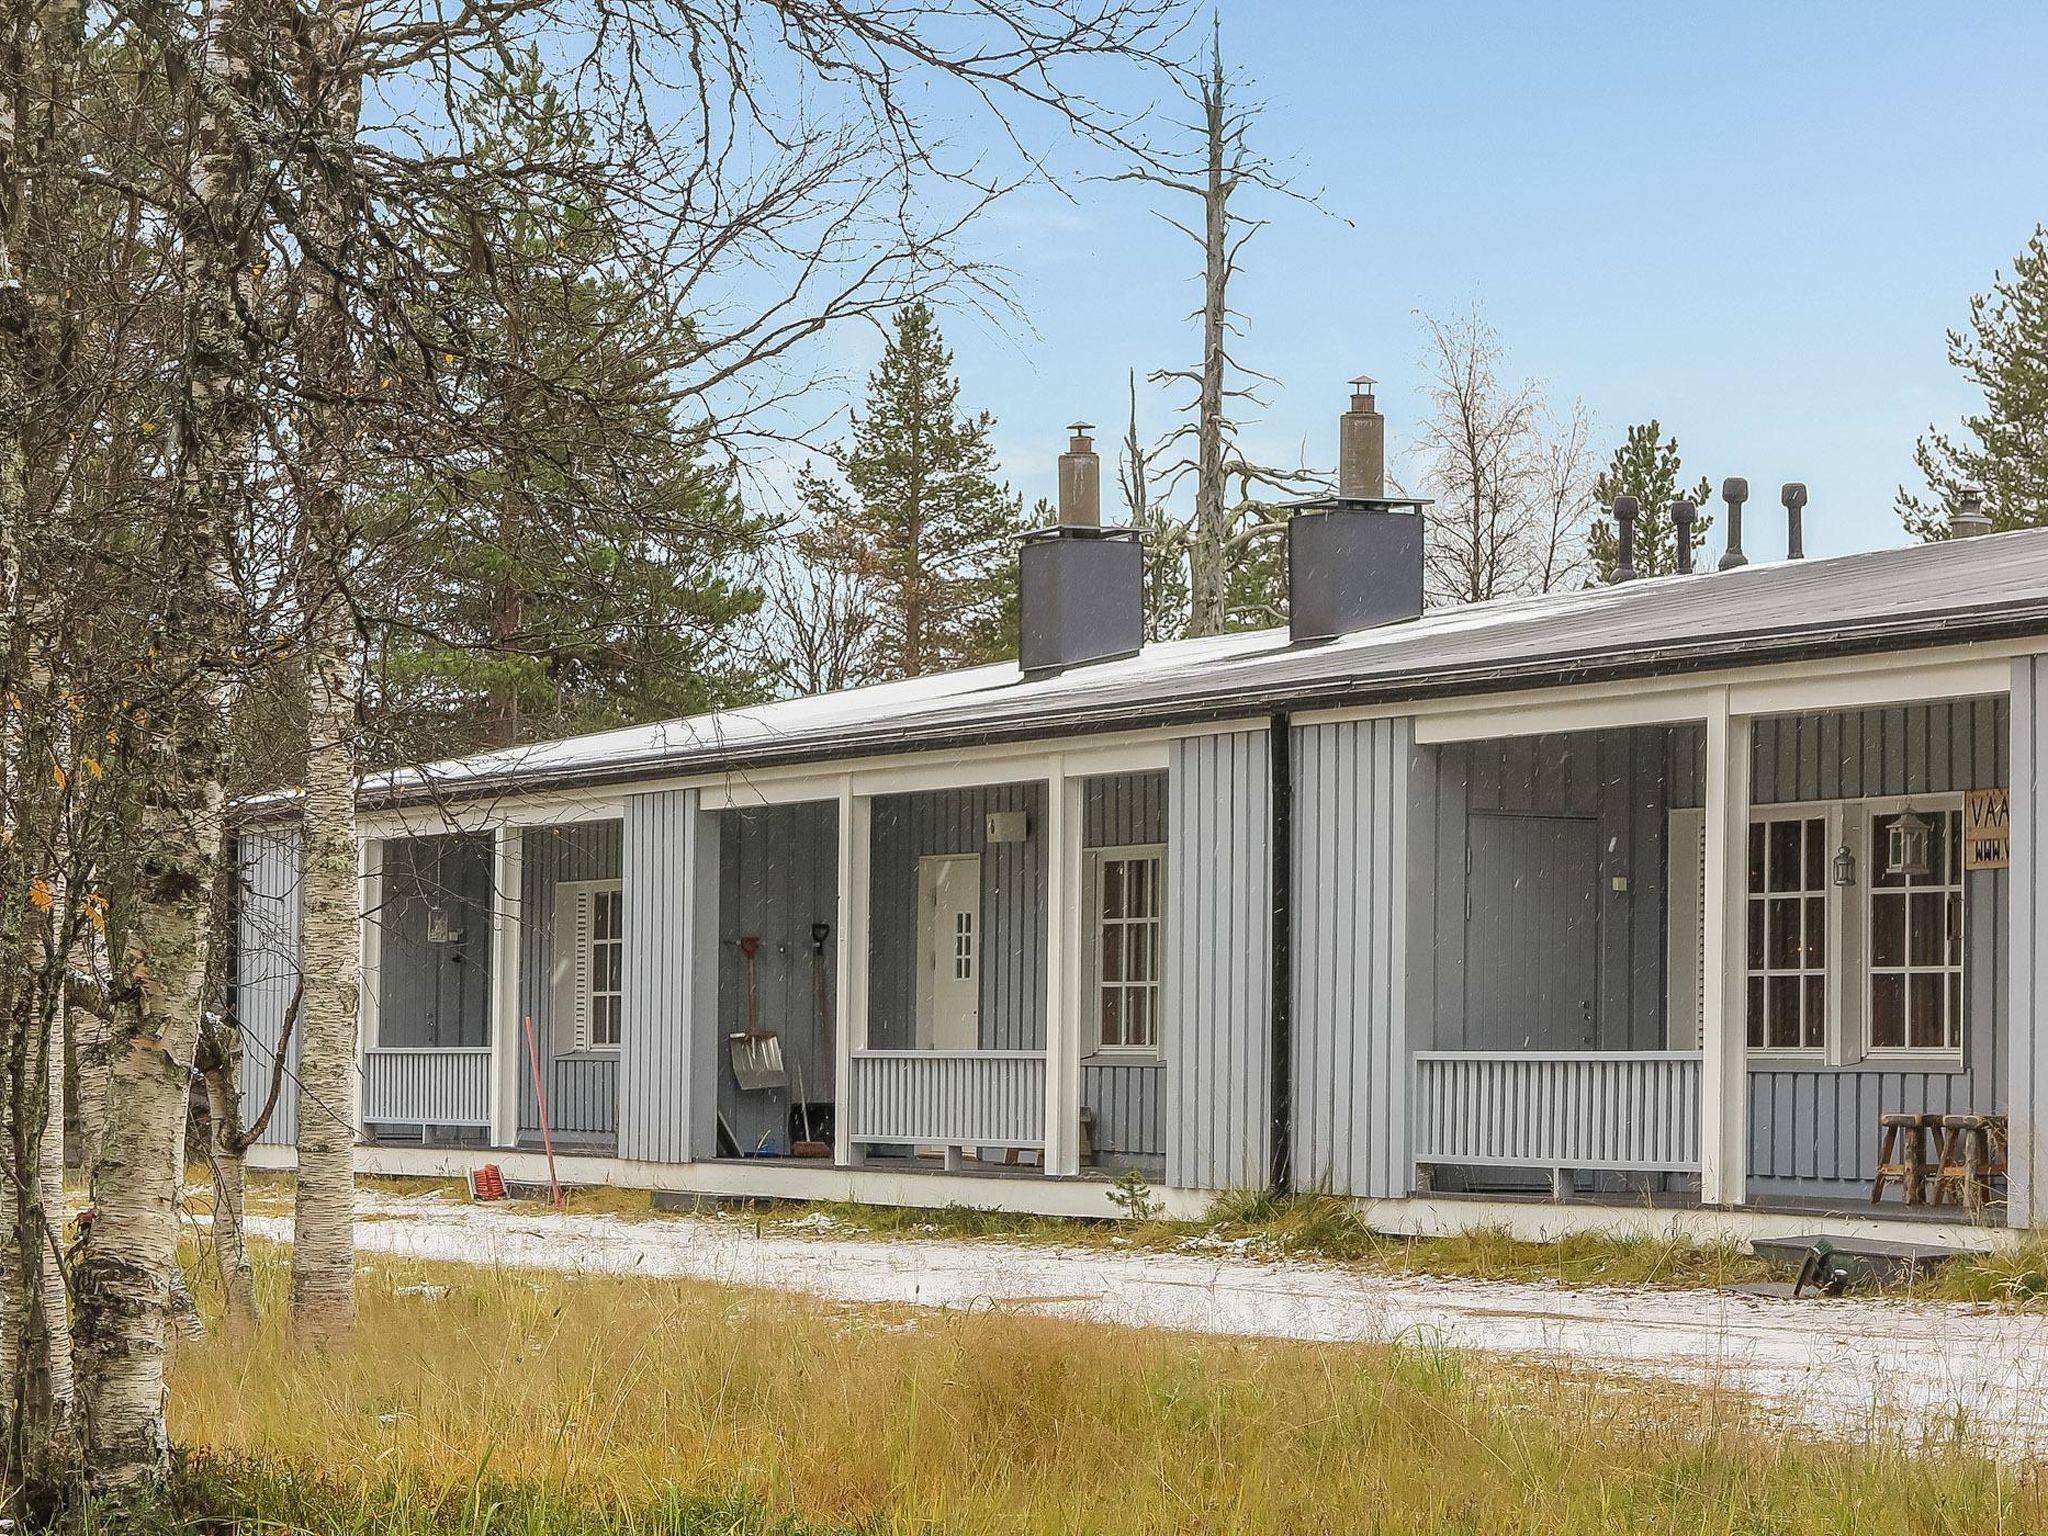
915,852 -> 981,1050
1467,813 -> 1600,1051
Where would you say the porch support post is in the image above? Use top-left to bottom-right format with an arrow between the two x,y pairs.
354,834 -> 382,1139
1699,689 -> 1751,1206
835,781 -> 870,1167
1043,759 -> 1085,1177
2010,656 -> 2045,1229
488,823 -> 524,1148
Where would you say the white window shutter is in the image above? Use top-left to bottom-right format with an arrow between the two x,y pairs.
1666,808 -> 1707,1049
570,887 -> 594,1052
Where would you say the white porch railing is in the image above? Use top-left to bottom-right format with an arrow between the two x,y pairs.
361,1046 -> 492,1128
848,1050 -> 1046,1149
1413,1051 -> 1702,1172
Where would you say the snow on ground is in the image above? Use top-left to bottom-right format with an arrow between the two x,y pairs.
245,1192 -> 2048,1452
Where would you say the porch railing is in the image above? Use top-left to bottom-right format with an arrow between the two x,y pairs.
848,1049 -> 1046,1150
361,1046 -> 492,1128
1413,1051 -> 1702,1172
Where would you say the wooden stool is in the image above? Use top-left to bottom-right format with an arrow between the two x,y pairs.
1871,1112 -> 1943,1205
1933,1113 -> 2009,1216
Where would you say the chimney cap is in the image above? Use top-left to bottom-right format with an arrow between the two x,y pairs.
1350,374 -> 1376,392
1068,421 -> 1094,437
1722,477 -> 1749,503
1952,483 -> 1993,538
1781,482 -> 1808,509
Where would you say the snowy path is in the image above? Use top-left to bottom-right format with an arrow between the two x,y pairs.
247,1193 -> 2048,1451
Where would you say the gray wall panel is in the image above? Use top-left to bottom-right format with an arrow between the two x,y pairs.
377,833 -> 493,1048
868,784 -> 1048,1051
2014,658 -> 2047,1225
717,801 -> 839,1155
235,825 -> 303,1147
516,822 -> 625,1142
1751,699 -> 2007,803
1291,717 -> 1413,1198
1081,1061 -> 1165,1157
618,789 -> 714,1164
1165,730 -> 1270,1192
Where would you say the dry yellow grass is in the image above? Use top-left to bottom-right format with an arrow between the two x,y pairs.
164,1243 -> 2041,1535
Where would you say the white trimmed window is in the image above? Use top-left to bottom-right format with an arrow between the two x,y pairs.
558,880 -> 625,1052
1868,806 -> 1964,1055
1745,813 -> 1829,1054
1090,845 -> 1164,1055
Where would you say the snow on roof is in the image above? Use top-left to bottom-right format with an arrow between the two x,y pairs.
346,526 -> 2048,810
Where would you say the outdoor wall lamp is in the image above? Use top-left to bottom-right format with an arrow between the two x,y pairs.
1889,806 -> 1934,879
1831,844 -> 1857,888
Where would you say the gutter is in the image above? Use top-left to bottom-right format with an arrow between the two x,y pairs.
1268,711 -> 1293,1198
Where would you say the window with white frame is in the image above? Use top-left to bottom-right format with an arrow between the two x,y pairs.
1868,807 -> 1964,1054
1092,846 -> 1163,1054
559,881 -> 624,1052
1745,814 -> 1828,1053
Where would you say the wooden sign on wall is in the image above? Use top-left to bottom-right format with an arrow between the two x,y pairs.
1965,787 -> 2010,870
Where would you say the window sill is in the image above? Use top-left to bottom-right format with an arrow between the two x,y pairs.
1747,1050 -> 1826,1064
1858,1051 -> 1968,1074
1084,1050 -> 1164,1065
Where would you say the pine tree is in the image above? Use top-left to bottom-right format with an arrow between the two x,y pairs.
1587,421 -> 1712,582
801,302 -> 1024,677
1899,225 -> 2048,539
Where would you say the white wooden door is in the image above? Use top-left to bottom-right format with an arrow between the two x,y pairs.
916,854 -> 981,1050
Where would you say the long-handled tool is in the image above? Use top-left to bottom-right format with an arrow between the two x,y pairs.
519,1013 -> 563,1206
791,922 -> 832,1157
727,935 -> 788,1091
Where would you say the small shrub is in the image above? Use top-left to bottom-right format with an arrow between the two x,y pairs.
1106,1169 -> 1164,1222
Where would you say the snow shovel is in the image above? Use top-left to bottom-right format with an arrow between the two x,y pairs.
727,935 -> 788,1091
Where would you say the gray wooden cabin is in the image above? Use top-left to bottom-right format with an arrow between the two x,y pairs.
231,412 -> 2048,1238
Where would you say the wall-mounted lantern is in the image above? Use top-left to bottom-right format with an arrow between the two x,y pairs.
1887,807 -> 1934,879
1831,844 -> 1858,888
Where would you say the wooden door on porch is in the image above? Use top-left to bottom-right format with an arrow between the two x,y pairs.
1466,813 -> 1601,1050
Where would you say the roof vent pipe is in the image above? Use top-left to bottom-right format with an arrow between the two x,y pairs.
1718,478 -> 1749,570
1951,484 -> 1993,539
1670,499 -> 1696,573
1018,422 -> 1143,677
1337,376 -> 1385,500
1057,422 -> 1101,528
1612,495 -> 1639,582
1781,482 -> 1807,558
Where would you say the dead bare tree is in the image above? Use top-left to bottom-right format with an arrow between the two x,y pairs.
1112,21 -> 1323,636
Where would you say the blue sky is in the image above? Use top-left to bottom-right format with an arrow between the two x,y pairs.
838,1 -> 2048,558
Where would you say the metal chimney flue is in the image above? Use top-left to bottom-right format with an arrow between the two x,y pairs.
1951,484 -> 1993,539
1613,495 -> 1639,582
1719,479 -> 1749,570
1781,482 -> 1807,559
1670,499 -> 1697,574
1057,422 -> 1100,528
1018,420 -> 1142,678
1337,376 -> 1385,500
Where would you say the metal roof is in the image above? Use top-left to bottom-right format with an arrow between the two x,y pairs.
355,527 -> 2048,810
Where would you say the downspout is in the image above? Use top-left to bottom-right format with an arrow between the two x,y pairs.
1268,710 -> 1293,1197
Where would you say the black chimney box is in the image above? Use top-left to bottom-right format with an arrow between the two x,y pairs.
1288,498 -> 1427,644
1018,526 -> 1144,677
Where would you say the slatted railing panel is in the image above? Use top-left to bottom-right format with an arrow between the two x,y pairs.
362,1047 -> 492,1128
1413,1051 -> 1702,1171
849,1051 -> 1046,1148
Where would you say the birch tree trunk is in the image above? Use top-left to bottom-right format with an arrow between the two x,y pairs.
286,0 -> 365,1341
70,0 -> 258,1483
198,1025 -> 256,1330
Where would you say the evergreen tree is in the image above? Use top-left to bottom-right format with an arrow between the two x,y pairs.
801,302 -> 1025,676
1899,225 -> 2048,539
364,61 -> 766,762
1587,421 -> 1712,581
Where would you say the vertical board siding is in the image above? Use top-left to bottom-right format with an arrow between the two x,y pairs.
1165,731 -> 1270,1192
516,822 -> 625,1143
376,832 -> 494,1048
847,1051 -> 1046,1146
1077,770 -> 1170,1157
1292,718 -> 1412,1198
2015,658 -> 2048,1225
717,801 -> 840,1156
235,825 -> 303,1147
618,789 -> 712,1164
1746,697 -> 2011,1201
868,784 -> 1048,1051
1081,1061 -> 1165,1156
1417,725 -> 1691,1055
1751,698 -> 2008,804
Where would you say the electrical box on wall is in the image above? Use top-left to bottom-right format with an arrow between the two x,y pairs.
985,811 -> 1029,845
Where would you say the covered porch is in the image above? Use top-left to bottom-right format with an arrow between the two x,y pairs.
1401,660 -> 2013,1219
